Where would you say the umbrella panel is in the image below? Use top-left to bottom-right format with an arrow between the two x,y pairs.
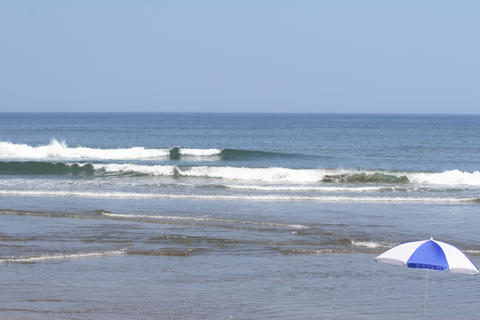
406,241 -> 448,271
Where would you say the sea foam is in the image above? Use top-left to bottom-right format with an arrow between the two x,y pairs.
94,164 -> 480,186
94,164 -> 332,182
0,139 -> 170,160
100,211 -> 309,229
0,189 -> 477,202
0,249 -> 127,263
0,139 -> 222,161
408,170 -> 480,186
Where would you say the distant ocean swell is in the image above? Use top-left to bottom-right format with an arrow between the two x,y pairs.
0,139 -> 292,161
1,161 -> 480,186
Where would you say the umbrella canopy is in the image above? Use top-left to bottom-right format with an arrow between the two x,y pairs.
375,238 -> 479,275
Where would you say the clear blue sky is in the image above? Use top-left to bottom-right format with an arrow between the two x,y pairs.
1,1 -> 479,113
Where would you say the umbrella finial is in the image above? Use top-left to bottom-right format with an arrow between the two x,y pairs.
430,236 -> 433,240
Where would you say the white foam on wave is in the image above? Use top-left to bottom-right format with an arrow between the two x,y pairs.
182,166 -> 329,183
94,163 -> 480,186
94,163 -> 176,175
94,163 -> 334,182
409,170 -> 480,186
351,241 -> 390,249
179,148 -> 222,156
101,212 -> 309,229
0,248 -> 127,263
0,139 -> 170,160
0,189 -> 477,203
0,140 -> 223,161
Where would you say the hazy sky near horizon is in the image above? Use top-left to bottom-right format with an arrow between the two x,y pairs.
1,1 -> 479,113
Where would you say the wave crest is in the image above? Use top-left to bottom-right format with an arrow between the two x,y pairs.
0,139 -> 171,160
1,161 -> 480,186
0,140 -> 299,161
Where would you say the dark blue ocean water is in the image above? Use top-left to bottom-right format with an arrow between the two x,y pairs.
1,113 -> 480,171
0,113 -> 479,319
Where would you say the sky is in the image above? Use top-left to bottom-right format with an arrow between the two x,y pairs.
0,1 -> 479,113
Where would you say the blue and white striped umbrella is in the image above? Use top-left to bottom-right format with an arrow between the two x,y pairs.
375,237 -> 479,275
376,238 -> 478,319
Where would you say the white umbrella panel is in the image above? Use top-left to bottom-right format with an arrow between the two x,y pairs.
375,238 -> 479,275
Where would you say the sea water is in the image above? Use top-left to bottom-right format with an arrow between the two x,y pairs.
0,113 -> 479,319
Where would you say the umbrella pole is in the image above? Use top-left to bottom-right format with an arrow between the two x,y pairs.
421,269 -> 430,320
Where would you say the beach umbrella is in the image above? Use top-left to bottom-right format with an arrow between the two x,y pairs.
375,237 -> 479,319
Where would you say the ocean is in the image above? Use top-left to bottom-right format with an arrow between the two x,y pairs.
0,113 -> 479,319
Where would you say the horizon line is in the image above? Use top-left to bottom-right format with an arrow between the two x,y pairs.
1,111 -> 480,116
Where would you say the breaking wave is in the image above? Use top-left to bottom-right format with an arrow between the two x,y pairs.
408,170 -> 480,186
96,164 -> 330,182
0,139 -> 296,161
0,139 -> 171,160
1,161 -> 480,186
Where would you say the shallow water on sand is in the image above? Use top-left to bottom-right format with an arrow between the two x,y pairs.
1,197 -> 479,319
